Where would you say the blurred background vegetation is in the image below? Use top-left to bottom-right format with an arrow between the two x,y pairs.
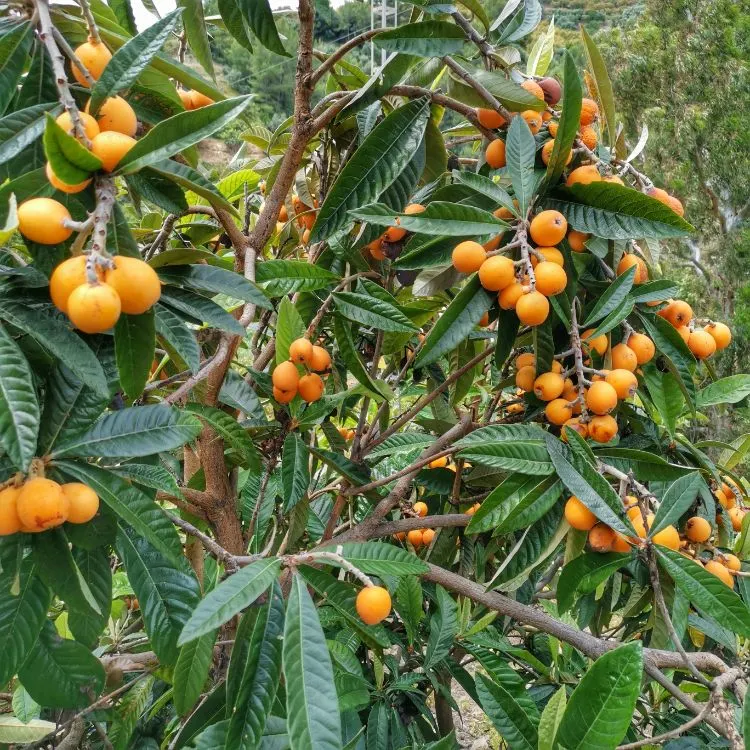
199,0 -> 749,459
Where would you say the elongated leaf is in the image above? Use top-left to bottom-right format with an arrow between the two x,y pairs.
450,170 -> 517,215
179,558 -> 281,644
456,424 -> 552,475
555,642 -> 642,750
447,68 -> 545,112
366,703 -> 389,750
374,21 -> 465,57
226,583 -> 285,748
350,201 -> 508,237
0,717 -> 55,743
43,114 -> 102,184
654,547 -> 750,637
89,9 -> 183,113
326,542 -> 428,576
0,24 -> 33,113
0,102 -> 62,167
332,316 -> 384,400
545,183 -> 694,239
580,27 -> 616,149
243,0 -> 289,56
425,585 -> 457,668
57,461 -> 183,563
255,260 -> 338,297
115,311 -> 155,402
218,0 -> 253,51
52,404 -> 201,458
149,159 -> 238,214
158,264 -> 270,308
697,375 -> 750,408
174,629 -> 217,715
68,546 -> 112,646
415,276 -> 492,368
333,291 -> 416,333
505,115 -> 537,215
538,687 -> 566,750
19,621 -> 104,709
476,673 -> 538,750
0,300 -> 108,397
284,573 -> 342,750
557,551 -> 632,614
154,303 -> 201,374
366,432 -> 433,459
282,433 -> 309,511
526,18 -> 554,76
0,323 -> 39,471
116,96 -> 252,174
160,286 -> 246,335
649,472 -> 704,536
312,97 -> 430,242
545,434 -> 634,537
116,529 -> 201,665
583,265 -> 635,327
0,553 -> 51,686
184,403 -> 259,469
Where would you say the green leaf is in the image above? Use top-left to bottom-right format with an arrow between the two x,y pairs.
226,583 -> 284,748
57,461 -> 183,562
451,170 -> 517,215
555,643 -> 642,750
89,10 -> 183,113
366,703 -> 389,750
109,675 -> 155,750
697,375 -> 750,408
52,404 -> 201,458
425,585 -> 457,668
174,629 -> 217,715
184,403 -> 260,470
447,68 -> 545,112
505,115 -> 537,216
557,552 -> 632,614
218,0 -> 253,51
544,183 -> 694,239
0,300 -> 109,398
115,311 -> 155,402
414,276 -> 492,369
312,97 -> 430,242
31,529 -> 101,617
12,683 -> 40,723
0,716 -> 57,743
476,673 -> 538,750
0,102 -> 62,167
545,435 -> 634,537
148,159 -> 238,215
154,304 -> 201,374
366,432 -> 434,459
456,424 -> 553,475
116,528 -> 201,665
538,687 -> 566,750
580,26 -> 617,149
179,558 -> 281,644
0,24 -> 33,113
526,18 -> 555,76
43,114 -> 102,184
178,0 -> 214,77
274,296 -> 306,365
468,475 -> 562,535
582,265 -> 635,327
68,546 -> 112,646
649,472 -> 704,536
157,264 -> 271,308
255,260 -> 338,297
243,0 -> 289,56
19,621 -> 105,709
332,316 -> 384,401
373,21 -> 466,57
350,201 -> 508,237
282,433 -> 309,511
116,96 -> 252,174
328,542 -> 428,576
0,323 -> 39,471
333,291 -> 416,333
0,554 -> 51,686
160,286 -> 247,335
654,547 -> 750,637
283,573 -> 342,750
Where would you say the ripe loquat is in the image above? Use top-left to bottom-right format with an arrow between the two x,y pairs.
91,131 -> 136,172
652,524 -> 681,550
273,387 -> 296,404
0,487 -> 21,536
529,210 -> 567,246
66,282 -> 121,333
521,110 -> 542,134
586,380 -> 618,415
531,246 -> 564,266
581,328 -> 607,356
16,478 -> 69,532
704,321 -> 731,350
534,372 -> 565,401
728,507 -> 745,532
567,230 -> 590,252
272,360 -> 300,391
86,96 -> 137,137
476,108 -> 506,129
534,261 -> 567,296
62,483 -> 99,524
429,456 -> 449,469
687,329 -> 717,360
579,98 -> 599,126
545,398 -> 574,426
413,501 -> 428,518
521,79 -> 545,100
72,40 -> 112,86
566,165 -> 601,187
298,373 -> 324,402
565,495 -> 597,530
46,162 -> 91,194
18,198 -> 73,245
355,586 -> 391,625
685,516 -> 711,543
579,125 -> 598,150
605,369 -> 638,399
724,554 -> 741,572
485,139 -> 507,169
515,352 -> 535,369
588,414 -> 618,443
611,343 -> 638,372
421,529 -> 435,545
56,110 -> 100,140
499,281 -> 525,310
515,365 -> 536,392
588,523 -> 615,552
658,299 -> 693,328
627,333 -> 655,364
516,290 -> 549,326
49,256 -> 91,313
190,91 -> 215,109
407,529 -> 424,547
104,255 -> 161,314
478,255 -> 515,291
705,560 -> 734,587
452,241 -> 486,274
309,345 -> 331,372
289,338 -> 314,365
561,417 -> 588,441
616,253 -> 648,283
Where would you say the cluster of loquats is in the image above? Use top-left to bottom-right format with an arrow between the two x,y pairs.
393,501 -> 438,549
271,337 -> 332,404
564,490 -> 744,588
177,88 -> 215,110
48,254 -> 161,333
656,298 -> 732,359
0,475 -> 99,536
365,203 -> 426,261
714,478 -> 747,531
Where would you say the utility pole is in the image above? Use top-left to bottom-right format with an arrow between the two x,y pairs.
370,0 -> 398,73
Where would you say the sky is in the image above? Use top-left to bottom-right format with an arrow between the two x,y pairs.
131,0 -> 347,30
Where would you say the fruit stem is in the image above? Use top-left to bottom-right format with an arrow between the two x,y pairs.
304,550 -> 375,587
28,457 -> 45,478
516,225 -> 536,290
76,0 -> 101,44
569,298 -> 589,417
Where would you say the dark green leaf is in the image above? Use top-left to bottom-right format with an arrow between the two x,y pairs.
282,433 -> 309,511
0,24 -> 33,113
184,403 -> 260,469
456,424 -> 552,475
115,311 -> 155,402
328,542 -> 428,576
154,303 -> 201,374
332,316 -> 385,400
243,0 -> 289,56
582,265 -> 635,327
178,0 -> 214,76
0,103 -> 62,167
68,546 -> 112,646
179,558 -> 281,644
475,673 -> 538,750
149,159 -> 238,215
374,21 -> 466,57
333,291 -> 416,333
255,260 -> 338,297
505,115 -> 537,215
157,264 -> 271,308
649,472 -> 704,536
425,585 -> 457,668
174,629 -> 217,715
447,68 -> 545,112
43,114 -> 102,184
697,375 -> 750,408
557,552 -> 632,614
160,286 -> 247,335
283,573 -> 342,749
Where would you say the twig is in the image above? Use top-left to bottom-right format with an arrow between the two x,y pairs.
441,56 -> 511,124
167,511 -> 240,571
76,0 -> 101,42
311,29 -> 381,85
52,26 -> 95,86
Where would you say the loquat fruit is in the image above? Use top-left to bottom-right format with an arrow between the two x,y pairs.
521,79 -> 545,100
56,110 -> 100,141
579,98 -> 599,126
72,40 -> 112,86
515,365 -> 536,392
675,325 -> 691,344
531,246 -> 564,266
529,210 -> 567,246
728,507 -> 745,532
452,241 -> 487,274
62,483 -> 99,524
581,329 -> 607,356
588,414 -> 618,443
289,338 -> 314,365
588,522 -> 615,552
429,456 -> 449,469
561,417 -> 588,441
605,369 -> 638,399
616,253 -> 648,283
66,282 -> 122,333
485,139 -> 507,169
516,290 -> 549,326
666,195 -> 684,216
611,343 -> 638,372
658,300 -> 693,328
579,125 -> 598,150
298,373 -> 324,402
534,372 -> 565,401
477,108 -> 506,129
0,487 -> 21,536
704,321 -> 731,350
104,255 -> 161,314
685,516 -> 711,543
586,380 -> 618,415
355,586 -> 391,625
705,560 -> 734,587
534,261 -> 567,296
612,532 -> 632,553
91,131 -> 136,172
178,89 -> 193,109
421,528 -> 435,545
687,329 -> 717,360
538,77 -> 561,105
515,352 -> 535,369
273,386 -> 296,404
521,110 -> 542,134
272,360 -> 300,391
499,282 -> 525,310
190,91 -> 215,109
566,165 -> 601,187
567,230 -> 590,252
724,554 -> 741,572
413,501 -> 428,518
627,333 -> 655,365
86,96 -> 137,137
49,255 -> 91,313
478,255 -> 515,291
16,478 -> 69,532
545,398 -> 574,426
652,524 -> 680,551
565,495 -> 597,530
309,345 -> 331,372
46,162 -> 91,194
17,198 -> 73,245
407,529 -> 424,547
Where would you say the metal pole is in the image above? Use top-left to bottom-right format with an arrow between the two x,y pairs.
381,0 -> 386,66
370,0 -> 375,73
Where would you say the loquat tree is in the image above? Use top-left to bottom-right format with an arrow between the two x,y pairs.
0,0 -> 747,747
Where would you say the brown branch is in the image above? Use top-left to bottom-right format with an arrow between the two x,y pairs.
311,29 -> 381,85
441,56 -> 511,124
167,511 -> 239,571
